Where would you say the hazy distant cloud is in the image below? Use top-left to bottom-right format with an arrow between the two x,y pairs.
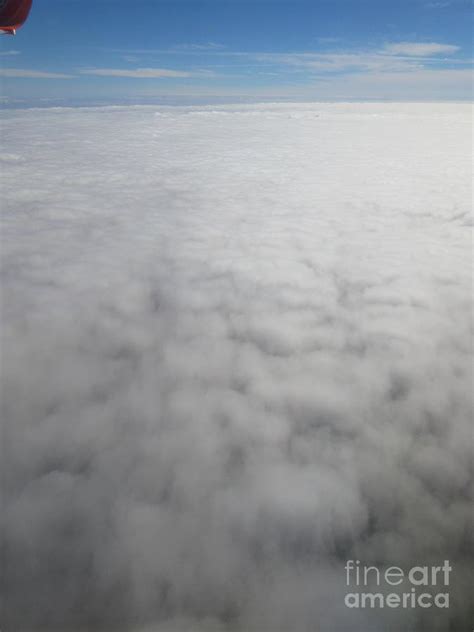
424,0 -> 471,6
308,67 -> 473,100
0,50 -> 20,57
241,41 -> 470,99
316,37 -> 341,45
172,42 -> 226,51
255,41 -> 464,75
260,51 -> 423,73
384,41 -> 460,56
122,55 -> 140,63
424,1 -> 453,7
0,68 -> 73,79
80,67 -> 193,78
103,43 -> 227,58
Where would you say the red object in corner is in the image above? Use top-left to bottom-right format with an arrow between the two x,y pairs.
0,0 -> 33,34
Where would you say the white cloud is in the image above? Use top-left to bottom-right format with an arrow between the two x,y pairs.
425,1 -> 453,7
80,67 -> 193,78
1,103 -> 472,631
255,43 -> 465,75
0,68 -> 74,79
384,41 -> 460,56
260,51 -> 423,73
0,68 -> 73,79
172,42 -> 226,51
240,45 -> 471,99
88,43 -> 468,99
122,55 -> 139,63
0,50 -> 20,57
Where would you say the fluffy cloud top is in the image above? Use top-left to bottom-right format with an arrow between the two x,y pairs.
1,102 -> 472,632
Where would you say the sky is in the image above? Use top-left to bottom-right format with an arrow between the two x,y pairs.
0,0 -> 472,103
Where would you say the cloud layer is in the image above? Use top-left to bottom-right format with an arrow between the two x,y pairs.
1,102 -> 472,632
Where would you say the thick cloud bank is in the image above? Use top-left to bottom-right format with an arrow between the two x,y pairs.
1,103 -> 472,631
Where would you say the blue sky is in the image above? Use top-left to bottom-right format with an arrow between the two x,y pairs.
1,0 -> 472,103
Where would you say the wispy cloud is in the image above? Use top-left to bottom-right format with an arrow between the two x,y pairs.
0,50 -> 20,57
255,52 -> 424,74
245,41 -> 470,85
316,37 -> 341,45
80,67 -> 193,78
204,41 -> 471,99
103,44 -> 226,58
2,41 -> 467,96
171,42 -> 226,52
425,1 -> 453,7
384,42 -> 460,56
0,68 -> 73,79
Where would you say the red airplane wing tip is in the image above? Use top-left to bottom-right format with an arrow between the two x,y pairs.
0,0 -> 32,32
